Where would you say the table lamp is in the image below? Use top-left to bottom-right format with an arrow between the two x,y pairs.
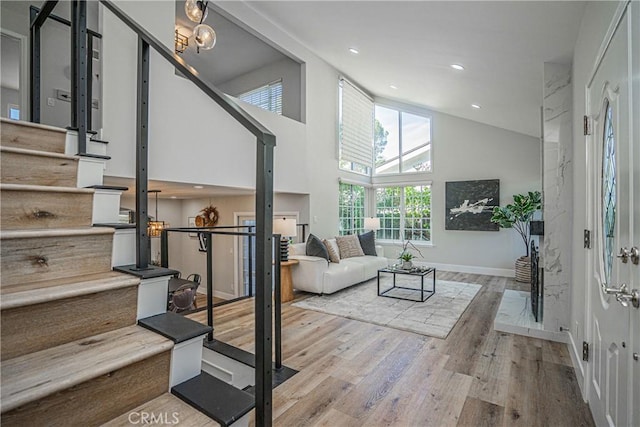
364,217 -> 381,234
273,218 -> 297,261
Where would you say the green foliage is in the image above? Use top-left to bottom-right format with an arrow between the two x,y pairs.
491,191 -> 542,256
374,119 -> 389,166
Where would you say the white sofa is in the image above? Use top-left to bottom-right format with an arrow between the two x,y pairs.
289,240 -> 388,294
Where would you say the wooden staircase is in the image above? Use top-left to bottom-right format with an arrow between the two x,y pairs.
0,119 -> 218,426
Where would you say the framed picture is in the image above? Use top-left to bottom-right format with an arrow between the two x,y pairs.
445,179 -> 500,231
188,217 -> 197,237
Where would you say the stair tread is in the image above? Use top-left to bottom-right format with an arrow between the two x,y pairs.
1,325 -> 174,413
139,312 -> 212,344
0,183 -> 94,194
1,118 -> 67,134
0,226 -> 115,240
1,271 -> 140,310
103,393 -> 220,426
172,372 -> 255,427
0,146 -> 79,160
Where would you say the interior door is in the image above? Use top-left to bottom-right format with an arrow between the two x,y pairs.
586,3 -> 638,426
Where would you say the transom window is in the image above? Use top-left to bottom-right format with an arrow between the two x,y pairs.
338,183 -> 365,235
238,80 -> 282,115
375,106 -> 432,175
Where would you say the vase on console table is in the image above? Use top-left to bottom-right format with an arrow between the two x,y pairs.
401,260 -> 413,270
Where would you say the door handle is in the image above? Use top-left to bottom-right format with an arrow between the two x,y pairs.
601,283 -> 640,308
617,247 -> 640,265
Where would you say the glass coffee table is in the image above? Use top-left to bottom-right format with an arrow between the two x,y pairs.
377,266 -> 436,302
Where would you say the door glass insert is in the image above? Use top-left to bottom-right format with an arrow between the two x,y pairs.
602,101 -> 616,284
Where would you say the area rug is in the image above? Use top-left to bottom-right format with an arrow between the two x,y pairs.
292,277 -> 481,339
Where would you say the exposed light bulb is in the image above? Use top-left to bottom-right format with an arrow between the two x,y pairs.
185,0 -> 208,23
193,24 -> 216,51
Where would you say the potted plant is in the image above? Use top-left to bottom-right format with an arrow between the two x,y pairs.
398,239 -> 423,270
491,191 -> 542,282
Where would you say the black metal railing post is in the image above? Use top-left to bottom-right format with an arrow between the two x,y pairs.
273,235 -> 282,370
86,33 -> 94,131
160,230 -> 169,268
135,36 -> 150,269
248,225 -> 254,297
206,232 -> 214,341
29,7 -> 41,123
70,0 -> 88,154
255,134 -> 275,427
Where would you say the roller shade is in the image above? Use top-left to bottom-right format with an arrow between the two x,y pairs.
340,78 -> 373,168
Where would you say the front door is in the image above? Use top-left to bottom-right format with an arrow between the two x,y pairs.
586,3 -> 639,426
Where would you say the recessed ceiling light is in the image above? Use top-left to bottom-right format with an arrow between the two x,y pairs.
471,104 -> 481,109
450,64 -> 465,71
194,185 -> 204,189
390,85 -> 398,90
349,47 -> 359,54
170,196 -> 177,199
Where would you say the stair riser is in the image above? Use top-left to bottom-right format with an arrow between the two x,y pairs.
1,190 -> 93,230
1,351 -> 170,426
1,151 -> 78,187
0,234 -> 113,286
1,285 -> 138,361
1,122 -> 66,154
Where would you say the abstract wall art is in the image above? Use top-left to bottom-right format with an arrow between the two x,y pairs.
445,179 -> 500,231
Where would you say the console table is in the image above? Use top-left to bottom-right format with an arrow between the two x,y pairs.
279,259 -> 299,303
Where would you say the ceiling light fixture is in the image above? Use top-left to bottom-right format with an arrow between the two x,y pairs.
176,0 -> 216,54
390,85 -> 398,90
148,190 -> 168,238
349,47 -> 359,54
471,104 -> 481,109
450,64 -> 465,71
194,185 -> 204,189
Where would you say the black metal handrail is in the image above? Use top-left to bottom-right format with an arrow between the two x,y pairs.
29,1 -> 276,424
160,225 -> 285,370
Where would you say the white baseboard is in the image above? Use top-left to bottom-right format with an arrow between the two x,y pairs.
494,320 -> 568,343
567,332 -> 587,399
422,261 -> 514,278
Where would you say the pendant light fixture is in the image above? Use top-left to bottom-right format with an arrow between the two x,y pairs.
180,0 -> 216,54
148,190 -> 168,238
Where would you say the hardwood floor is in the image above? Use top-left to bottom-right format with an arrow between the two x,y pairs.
187,271 -> 594,426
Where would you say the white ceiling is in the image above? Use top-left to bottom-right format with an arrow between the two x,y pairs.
245,1 -> 586,137
104,177 -> 256,199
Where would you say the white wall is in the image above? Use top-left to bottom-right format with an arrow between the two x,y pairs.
100,1 -> 308,195
569,0 -> 620,394
369,99 -> 541,273
121,193 -> 309,299
218,58 -> 302,122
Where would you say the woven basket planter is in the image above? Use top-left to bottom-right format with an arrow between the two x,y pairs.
515,256 -> 531,283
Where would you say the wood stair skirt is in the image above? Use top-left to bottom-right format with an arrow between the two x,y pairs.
0,120 -> 216,425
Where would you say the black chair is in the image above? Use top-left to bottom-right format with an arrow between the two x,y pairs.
186,273 -> 201,284
169,282 -> 199,312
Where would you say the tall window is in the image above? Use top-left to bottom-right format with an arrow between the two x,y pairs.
375,185 -> 431,242
339,78 -> 374,175
238,80 -> 283,115
338,183 -> 365,235
375,106 -> 431,175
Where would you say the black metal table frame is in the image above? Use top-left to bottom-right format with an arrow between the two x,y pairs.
377,267 -> 436,302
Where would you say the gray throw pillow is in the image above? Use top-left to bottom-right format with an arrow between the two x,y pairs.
358,231 -> 377,256
306,233 -> 329,261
